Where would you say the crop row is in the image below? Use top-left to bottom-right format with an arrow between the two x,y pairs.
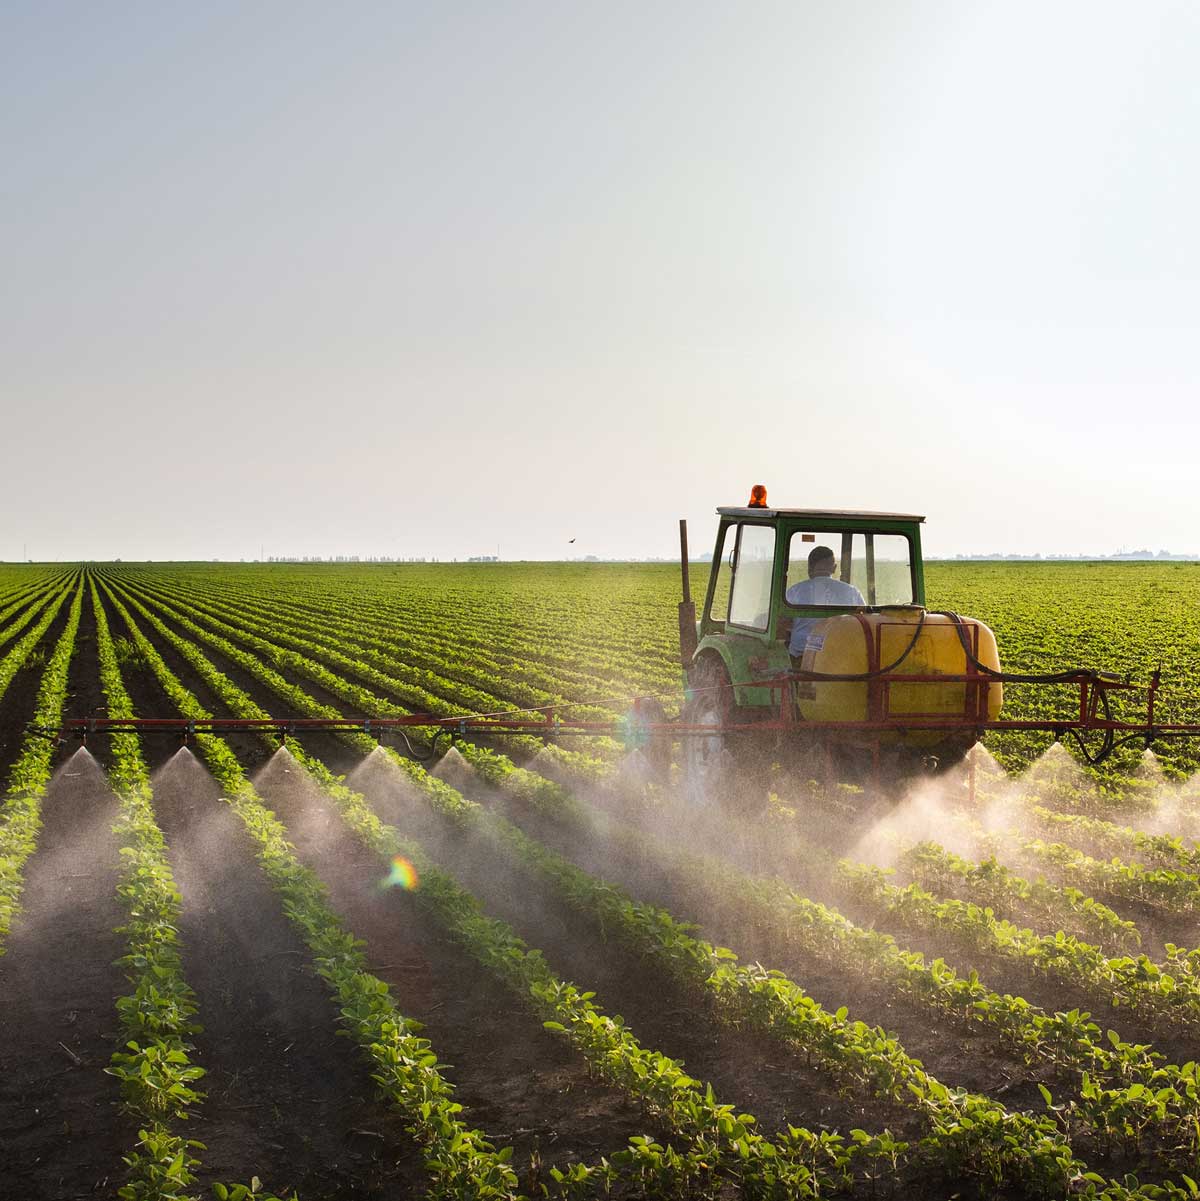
0,577 -> 82,948
103,576 -> 1200,1056
931,804 -> 1200,920
112,569 -> 672,714
460,755 -> 1200,1173
223,563 -> 679,674
95,574 -> 1198,1196
0,579 -> 65,644
89,563 -> 1200,1195
897,841 -> 1142,953
100,559 -> 1200,780
155,572 -> 644,722
101,583 -> 527,1200
91,578 -> 210,1199
102,573 -> 600,801
119,573 -> 630,768
98,579 -> 860,1198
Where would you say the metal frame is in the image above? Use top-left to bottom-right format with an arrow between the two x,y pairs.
46,670 -> 1200,746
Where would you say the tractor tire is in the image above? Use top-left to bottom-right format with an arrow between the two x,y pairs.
683,655 -> 736,808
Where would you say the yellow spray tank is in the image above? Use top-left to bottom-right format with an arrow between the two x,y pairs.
797,609 -> 1003,747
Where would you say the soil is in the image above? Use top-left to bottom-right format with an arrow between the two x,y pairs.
0,753 -> 131,1200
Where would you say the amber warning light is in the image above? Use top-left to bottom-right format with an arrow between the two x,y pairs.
748,484 -> 768,508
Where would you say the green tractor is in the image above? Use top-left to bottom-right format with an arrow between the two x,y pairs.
673,488 -> 1002,805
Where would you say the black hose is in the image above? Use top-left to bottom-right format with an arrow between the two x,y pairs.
932,609 -> 1118,763
1062,707 -> 1115,764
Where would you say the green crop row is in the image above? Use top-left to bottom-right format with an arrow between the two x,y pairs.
297,745 -> 848,1200
0,583 -> 72,706
96,559 -> 1200,778
0,580 -> 64,649
115,571 -> 621,724
897,841 -> 1142,952
437,754 -> 1200,1180
99,582 -> 524,1201
91,579 -> 209,1201
0,577 -> 82,948
82,557 -> 1200,1196
835,860 -> 1197,1019
112,569 -> 1200,1190
903,801 -> 1200,923
124,573 -> 625,766
105,574 -> 605,805
133,570 -> 665,718
111,577 -> 1165,1197
123,565 -> 674,698
1017,800 -> 1200,874
364,752 -> 1106,1196
100,578 -> 857,1197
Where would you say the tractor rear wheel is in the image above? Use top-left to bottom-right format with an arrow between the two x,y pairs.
683,655 -> 736,807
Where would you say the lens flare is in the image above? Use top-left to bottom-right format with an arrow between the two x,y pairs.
381,855 -> 419,891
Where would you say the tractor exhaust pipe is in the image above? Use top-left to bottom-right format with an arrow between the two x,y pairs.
678,518 -> 698,667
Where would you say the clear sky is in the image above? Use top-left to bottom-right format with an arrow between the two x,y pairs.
4,2 -> 1198,561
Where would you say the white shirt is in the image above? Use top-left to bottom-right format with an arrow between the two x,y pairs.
785,576 -> 865,656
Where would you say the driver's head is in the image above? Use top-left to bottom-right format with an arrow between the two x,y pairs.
808,546 -> 837,578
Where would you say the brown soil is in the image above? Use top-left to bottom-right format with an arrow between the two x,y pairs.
0,753 -> 131,1200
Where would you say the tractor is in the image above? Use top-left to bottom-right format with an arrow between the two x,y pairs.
673,487 -> 1004,803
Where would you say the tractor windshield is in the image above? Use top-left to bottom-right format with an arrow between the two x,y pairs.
784,531 -> 914,607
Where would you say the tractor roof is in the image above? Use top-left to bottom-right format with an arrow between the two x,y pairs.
717,507 -> 925,522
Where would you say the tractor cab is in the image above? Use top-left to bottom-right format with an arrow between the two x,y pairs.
690,504 -> 927,709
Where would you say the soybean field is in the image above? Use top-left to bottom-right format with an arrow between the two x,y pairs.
2,560 -> 1200,1200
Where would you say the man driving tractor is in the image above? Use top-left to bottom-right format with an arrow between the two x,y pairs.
785,545 -> 864,661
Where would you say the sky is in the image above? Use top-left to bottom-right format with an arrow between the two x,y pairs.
3,2 -> 1198,561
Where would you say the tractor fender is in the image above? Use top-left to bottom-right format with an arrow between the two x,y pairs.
691,636 -> 787,710
687,642 -> 733,696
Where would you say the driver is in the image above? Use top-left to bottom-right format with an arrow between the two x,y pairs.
786,545 -> 864,660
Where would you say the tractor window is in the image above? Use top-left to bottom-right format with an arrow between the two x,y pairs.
706,524 -> 735,623
785,532 -> 914,607
728,524 -> 775,631
862,533 -> 914,606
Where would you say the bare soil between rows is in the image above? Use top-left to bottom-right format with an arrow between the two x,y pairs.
0,754 -> 130,1200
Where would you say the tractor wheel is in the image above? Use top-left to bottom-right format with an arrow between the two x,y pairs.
683,656 -> 736,807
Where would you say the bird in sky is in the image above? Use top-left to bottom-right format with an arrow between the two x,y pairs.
569,538 -> 576,543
